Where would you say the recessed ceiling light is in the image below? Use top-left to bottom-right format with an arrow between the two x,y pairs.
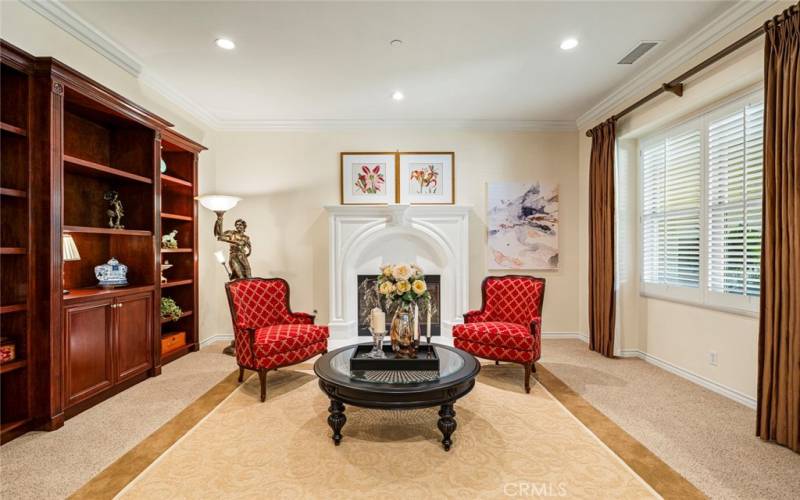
215,38 -> 236,50
392,90 -> 404,101
560,38 -> 578,51
390,39 -> 403,47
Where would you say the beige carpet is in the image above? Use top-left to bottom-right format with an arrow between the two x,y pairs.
117,364 -> 659,499
540,340 -> 800,500
0,344 -> 235,500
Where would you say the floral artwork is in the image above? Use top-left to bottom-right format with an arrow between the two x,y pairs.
487,182 -> 559,270
398,153 -> 454,204
341,153 -> 396,204
409,163 -> 441,194
353,164 -> 386,194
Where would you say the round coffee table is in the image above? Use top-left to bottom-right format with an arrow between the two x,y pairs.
314,343 -> 480,451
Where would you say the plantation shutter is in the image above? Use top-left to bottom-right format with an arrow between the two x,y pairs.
641,141 -> 666,284
663,130 -> 702,287
707,102 -> 764,297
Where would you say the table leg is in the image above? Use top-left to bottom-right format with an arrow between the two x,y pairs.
437,403 -> 457,451
327,400 -> 346,445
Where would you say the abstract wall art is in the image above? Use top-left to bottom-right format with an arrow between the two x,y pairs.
487,182 -> 559,270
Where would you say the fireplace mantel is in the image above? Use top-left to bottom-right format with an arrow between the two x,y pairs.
325,204 -> 471,341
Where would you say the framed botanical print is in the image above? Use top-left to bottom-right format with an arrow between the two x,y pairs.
398,152 -> 455,204
340,153 -> 397,204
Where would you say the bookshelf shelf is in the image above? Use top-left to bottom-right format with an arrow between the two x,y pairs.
0,187 -> 26,198
0,121 -> 26,136
161,174 -> 192,188
64,154 -> 153,184
63,226 -> 153,236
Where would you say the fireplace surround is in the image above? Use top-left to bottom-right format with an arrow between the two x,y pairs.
326,205 -> 470,343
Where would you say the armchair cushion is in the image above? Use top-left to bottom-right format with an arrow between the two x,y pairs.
452,322 -> 534,350
253,324 -> 329,357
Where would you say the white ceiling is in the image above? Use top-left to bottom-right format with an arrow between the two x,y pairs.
63,1 -> 736,128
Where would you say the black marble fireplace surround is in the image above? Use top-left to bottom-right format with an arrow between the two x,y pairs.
357,274 -> 441,336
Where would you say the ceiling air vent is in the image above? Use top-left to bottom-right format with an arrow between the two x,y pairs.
617,41 -> 659,65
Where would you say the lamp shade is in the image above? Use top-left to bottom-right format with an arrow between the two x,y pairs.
214,250 -> 226,264
62,234 -> 81,262
196,195 -> 241,212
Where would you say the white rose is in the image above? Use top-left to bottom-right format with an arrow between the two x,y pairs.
392,264 -> 412,281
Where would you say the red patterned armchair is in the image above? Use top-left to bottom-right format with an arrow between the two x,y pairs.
225,278 -> 328,401
453,275 -> 545,393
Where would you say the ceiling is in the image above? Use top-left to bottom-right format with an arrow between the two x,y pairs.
62,1 -> 737,128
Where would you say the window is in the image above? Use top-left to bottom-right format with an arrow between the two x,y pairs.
639,92 -> 763,313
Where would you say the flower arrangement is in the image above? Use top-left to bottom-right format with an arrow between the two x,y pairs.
354,165 -> 385,194
376,263 -> 431,308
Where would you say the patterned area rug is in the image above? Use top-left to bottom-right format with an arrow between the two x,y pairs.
115,363 -> 661,499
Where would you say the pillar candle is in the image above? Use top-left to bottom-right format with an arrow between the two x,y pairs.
372,308 -> 386,334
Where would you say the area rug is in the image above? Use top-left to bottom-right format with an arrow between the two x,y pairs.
107,363 -> 667,499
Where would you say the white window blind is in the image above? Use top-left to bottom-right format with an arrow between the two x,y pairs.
639,91 -> 763,314
707,102 -> 764,298
641,127 -> 702,290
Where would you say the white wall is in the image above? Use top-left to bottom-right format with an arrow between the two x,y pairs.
577,2 -> 791,403
205,129 -> 580,338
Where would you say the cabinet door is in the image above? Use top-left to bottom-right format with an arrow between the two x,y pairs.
64,299 -> 114,408
115,292 -> 153,382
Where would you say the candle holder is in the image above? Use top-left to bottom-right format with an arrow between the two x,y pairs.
426,330 -> 433,358
367,327 -> 387,358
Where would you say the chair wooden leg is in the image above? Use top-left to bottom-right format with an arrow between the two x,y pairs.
532,362 -> 536,373
524,362 -> 532,394
238,366 -> 245,383
258,369 -> 267,402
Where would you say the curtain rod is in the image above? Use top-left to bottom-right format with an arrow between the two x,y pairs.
585,3 -> 798,137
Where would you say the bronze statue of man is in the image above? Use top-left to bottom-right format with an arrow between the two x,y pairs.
214,216 -> 252,279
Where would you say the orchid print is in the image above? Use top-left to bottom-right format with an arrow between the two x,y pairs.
354,164 -> 385,194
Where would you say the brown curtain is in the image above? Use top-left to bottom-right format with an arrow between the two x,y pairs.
757,3 -> 800,453
589,119 -> 616,357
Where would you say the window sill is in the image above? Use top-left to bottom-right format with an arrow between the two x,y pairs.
638,291 -> 758,318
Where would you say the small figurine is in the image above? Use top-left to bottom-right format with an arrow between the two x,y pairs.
160,260 -> 173,284
104,190 -> 124,229
161,229 -> 178,249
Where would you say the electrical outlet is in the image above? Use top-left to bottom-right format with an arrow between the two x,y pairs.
709,351 -> 718,366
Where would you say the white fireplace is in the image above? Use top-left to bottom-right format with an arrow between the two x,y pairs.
326,204 -> 470,344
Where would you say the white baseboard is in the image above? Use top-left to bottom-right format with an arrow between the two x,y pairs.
199,334 -> 233,348
541,332 -> 589,342
618,349 -> 756,409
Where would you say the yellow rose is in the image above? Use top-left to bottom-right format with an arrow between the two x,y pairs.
396,280 -> 411,293
392,264 -> 412,281
382,266 -> 392,277
412,280 -> 427,295
379,281 -> 395,296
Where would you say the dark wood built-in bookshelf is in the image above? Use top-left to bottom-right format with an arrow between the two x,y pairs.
0,40 -> 206,444
159,129 -> 205,362
0,43 -> 34,444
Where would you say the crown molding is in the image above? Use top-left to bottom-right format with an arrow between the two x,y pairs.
575,0 -> 773,131
21,0 -> 142,76
211,119 -> 576,132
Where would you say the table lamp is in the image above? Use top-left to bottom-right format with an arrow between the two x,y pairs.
62,234 -> 81,294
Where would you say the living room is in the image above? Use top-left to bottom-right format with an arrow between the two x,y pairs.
0,1 -> 798,498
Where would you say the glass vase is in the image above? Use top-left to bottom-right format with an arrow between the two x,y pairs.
390,302 -> 417,359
